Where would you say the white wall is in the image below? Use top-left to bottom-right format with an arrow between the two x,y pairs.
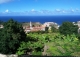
0,54 -> 18,57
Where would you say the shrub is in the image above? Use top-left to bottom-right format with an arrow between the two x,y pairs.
59,21 -> 78,35
0,19 -> 26,54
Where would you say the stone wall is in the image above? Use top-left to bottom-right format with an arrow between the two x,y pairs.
0,54 -> 18,57
0,54 -> 52,57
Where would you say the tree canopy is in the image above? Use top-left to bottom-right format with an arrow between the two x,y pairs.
59,21 -> 78,35
0,19 -> 26,54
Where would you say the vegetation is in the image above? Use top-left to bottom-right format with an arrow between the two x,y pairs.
16,33 -> 80,56
59,21 -> 78,35
0,19 -> 26,54
45,26 -> 49,33
0,19 -> 80,56
51,25 -> 59,33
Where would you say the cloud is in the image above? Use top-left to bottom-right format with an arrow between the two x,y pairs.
41,10 -> 50,14
71,9 -> 74,12
30,9 -> 39,14
0,0 -> 20,4
55,9 -> 61,12
0,8 -> 80,16
62,11 -> 66,13
0,0 -> 13,4
31,9 -> 35,12
62,10 -> 69,13
5,9 -> 9,13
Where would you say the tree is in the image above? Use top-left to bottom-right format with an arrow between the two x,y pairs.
59,21 -> 78,35
51,25 -> 58,33
0,19 -> 26,54
45,26 -> 49,33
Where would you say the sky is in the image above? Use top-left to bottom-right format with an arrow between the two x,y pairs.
0,0 -> 80,16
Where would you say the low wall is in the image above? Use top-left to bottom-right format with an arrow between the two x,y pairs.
0,54 -> 31,57
0,54 -> 53,57
0,54 -> 18,57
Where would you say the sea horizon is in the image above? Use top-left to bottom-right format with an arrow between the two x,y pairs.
0,15 -> 80,25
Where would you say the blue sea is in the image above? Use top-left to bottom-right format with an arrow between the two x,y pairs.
0,16 -> 80,25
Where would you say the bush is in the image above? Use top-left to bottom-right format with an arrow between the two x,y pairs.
32,51 -> 42,55
28,31 -> 46,34
0,19 -> 26,54
59,21 -> 78,35
45,26 -> 49,33
51,26 -> 59,33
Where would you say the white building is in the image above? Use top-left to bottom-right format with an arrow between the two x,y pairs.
0,25 -> 3,28
23,22 -> 60,33
43,22 -> 55,27
72,21 -> 80,34
30,21 -> 33,30
43,22 -> 59,29
77,21 -> 80,28
73,21 -> 80,27
23,21 -> 45,33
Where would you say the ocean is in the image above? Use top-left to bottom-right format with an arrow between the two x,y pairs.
0,16 -> 80,25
